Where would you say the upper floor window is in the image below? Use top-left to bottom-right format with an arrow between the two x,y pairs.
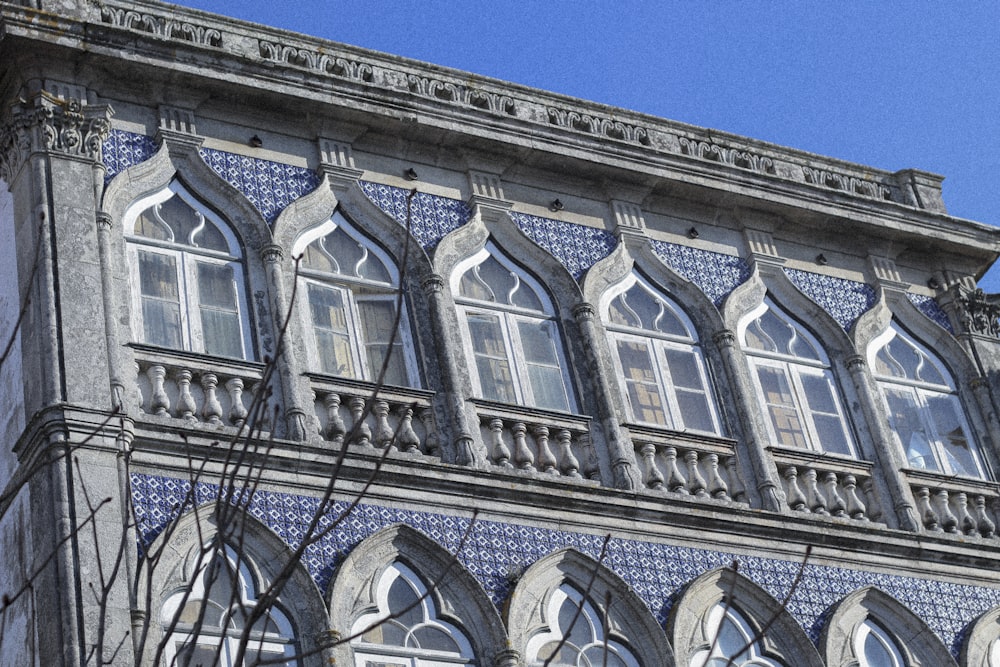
294,213 -> 417,387
453,244 -> 574,412
351,561 -> 476,667
869,324 -> 985,477
601,273 -> 723,434
692,603 -> 784,667
854,620 -> 905,667
524,583 -> 639,667
161,545 -> 298,667
125,181 -> 251,359
739,299 -> 855,456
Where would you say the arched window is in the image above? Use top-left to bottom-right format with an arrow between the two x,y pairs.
294,213 -> 418,387
692,603 -> 785,667
602,273 -> 722,434
525,583 -> 639,667
351,562 -> 476,667
125,181 -> 251,359
160,545 -> 298,666
739,299 -> 855,455
869,323 -> 985,477
854,620 -> 905,667
452,243 -> 574,412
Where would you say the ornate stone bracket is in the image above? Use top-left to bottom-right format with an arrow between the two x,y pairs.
955,287 -> 1000,338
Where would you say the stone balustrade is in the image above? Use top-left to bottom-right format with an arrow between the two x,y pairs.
905,470 -> 999,538
309,375 -> 439,457
474,400 -> 595,479
771,447 -> 880,522
133,347 -> 266,430
628,425 -> 747,504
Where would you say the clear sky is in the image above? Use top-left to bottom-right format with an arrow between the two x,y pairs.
175,1 -> 1000,287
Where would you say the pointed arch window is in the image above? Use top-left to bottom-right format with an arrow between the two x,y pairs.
351,562 -> 476,667
453,244 -> 574,412
739,299 -> 855,455
692,603 -> 785,667
160,545 -> 299,666
869,323 -> 985,477
294,212 -> 418,387
854,620 -> 905,667
525,583 -> 639,667
602,273 -> 723,434
125,181 -> 252,359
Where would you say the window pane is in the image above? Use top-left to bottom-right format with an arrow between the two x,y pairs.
308,284 -> 357,377
467,312 -> 515,403
518,320 -> 570,411
926,394 -> 981,476
756,365 -> 807,448
358,298 -> 408,386
197,262 -> 244,358
663,348 -> 717,433
411,625 -> 460,652
138,251 -> 183,348
885,388 -> 938,471
799,373 -> 852,455
617,340 -> 667,426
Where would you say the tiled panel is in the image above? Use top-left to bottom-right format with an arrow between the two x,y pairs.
358,181 -> 471,250
784,268 -> 877,330
101,130 -> 157,183
649,241 -> 751,306
508,212 -> 617,280
132,473 -> 1000,657
908,293 -> 954,333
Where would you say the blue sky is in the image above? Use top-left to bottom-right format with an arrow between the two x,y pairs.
177,1 -> 1000,286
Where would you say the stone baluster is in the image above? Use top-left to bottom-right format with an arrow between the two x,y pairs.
862,478 -> 883,523
420,408 -> 440,456
488,419 -> 512,468
705,454 -> 730,500
664,447 -> 687,494
915,487 -> 940,531
134,362 -> 145,414
396,407 -> 421,453
200,373 -> 223,425
802,468 -> 828,515
685,451 -> 708,498
725,457 -> 748,503
512,422 -> 534,470
372,399 -> 395,450
823,472 -> 847,518
935,489 -> 958,533
146,365 -> 170,416
348,396 -> 372,447
783,467 -> 807,511
974,495 -> 996,538
174,369 -> 197,421
251,381 -> 269,429
582,435 -> 601,482
639,443 -> 664,491
842,475 -> 868,520
324,393 -> 346,444
533,425 -> 558,475
557,429 -> 581,478
226,378 -> 248,427
954,492 -> 977,536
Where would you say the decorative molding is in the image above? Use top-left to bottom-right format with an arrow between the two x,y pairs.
158,105 -> 197,135
259,41 -> 374,82
99,4 -> 223,47
955,288 -> 1000,338
784,268 -> 877,331
744,228 -> 780,259
0,93 -> 112,182
508,212 -> 616,281
869,255 -> 903,285
468,170 -> 505,201
409,76 -> 516,116
650,240 -> 751,306
359,181 -> 471,250
801,166 -> 892,201
546,107 -> 650,145
610,200 -> 645,232
678,137 -> 775,174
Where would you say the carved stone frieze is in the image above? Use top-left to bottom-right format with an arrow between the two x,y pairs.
546,108 -> 651,145
801,166 -> 892,201
678,137 -> 776,175
99,5 -> 222,47
258,41 -> 374,82
955,288 -> 1000,338
0,93 -> 112,182
406,75 -> 515,115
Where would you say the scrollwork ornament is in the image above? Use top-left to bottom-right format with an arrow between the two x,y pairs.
957,287 -> 1000,338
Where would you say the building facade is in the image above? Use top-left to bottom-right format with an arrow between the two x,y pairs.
2,1 -> 1000,665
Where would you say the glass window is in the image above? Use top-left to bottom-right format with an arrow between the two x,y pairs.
295,213 -> 418,387
602,274 -> 723,434
690,603 -> 785,667
161,545 -> 299,667
453,244 -> 574,412
853,620 -> 905,667
739,300 -> 855,456
870,324 -> 986,478
125,182 -> 251,359
351,562 -> 476,667
524,583 -> 639,667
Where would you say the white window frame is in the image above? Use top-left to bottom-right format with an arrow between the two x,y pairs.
868,324 -> 985,477
691,603 -> 785,667
451,244 -> 576,412
600,273 -> 723,434
853,619 -> 905,667
124,182 -> 252,360
293,213 -> 420,387
738,300 -> 857,456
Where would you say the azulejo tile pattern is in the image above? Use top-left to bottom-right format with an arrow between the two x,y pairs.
101,129 -> 157,183
199,148 -> 320,226
508,212 -> 617,280
649,241 -> 752,306
358,181 -> 472,250
784,268 -> 877,330
132,473 -> 1000,657
908,293 -> 955,333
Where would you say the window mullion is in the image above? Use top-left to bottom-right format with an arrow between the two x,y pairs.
653,339 -> 683,428
178,250 -> 197,352
504,313 -> 529,405
787,365 -> 821,451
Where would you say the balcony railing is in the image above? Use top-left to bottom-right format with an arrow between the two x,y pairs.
905,469 -> 999,538
770,447 -> 881,523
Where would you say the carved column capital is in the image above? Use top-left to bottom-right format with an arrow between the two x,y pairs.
1,93 -> 113,182
712,329 -> 737,348
955,287 -> 1000,338
421,273 -> 446,296
845,354 -> 866,372
260,244 -> 284,264
96,211 -> 113,231
572,301 -> 596,322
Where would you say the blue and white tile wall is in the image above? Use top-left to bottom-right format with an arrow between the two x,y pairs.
649,241 -> 751,306
132,473 -> 1000,657
784,269 -> 877,331
358,181 -> 472,250
508,212 -> 617,281
101,129 -> 157,183
908,293 -> 955,333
